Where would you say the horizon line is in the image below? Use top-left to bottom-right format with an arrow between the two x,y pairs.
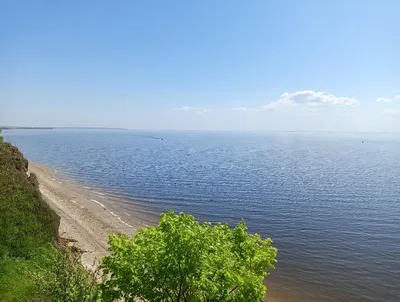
1,127 -> 399,134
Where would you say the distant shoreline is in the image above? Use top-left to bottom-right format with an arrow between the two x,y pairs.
1,127 -> 128,130
1,127 -> 54,130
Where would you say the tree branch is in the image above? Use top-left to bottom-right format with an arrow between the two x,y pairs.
228,285 -> 240,295
214,285 -> 240,302
177,257 -> 184,302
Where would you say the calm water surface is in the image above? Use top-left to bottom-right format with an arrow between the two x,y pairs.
4,130 -> 400,301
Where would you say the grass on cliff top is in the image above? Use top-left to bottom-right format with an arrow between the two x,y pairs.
0,245 -> 55,301
0,134 -> 59,258
0,134 -> 99,302
0,133 -> 63,301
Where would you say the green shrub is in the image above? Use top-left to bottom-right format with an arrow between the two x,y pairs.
0,244 -> 55,301
0,244 -> 101,302
102,211 -> 277,302
35,247 -> 101,302
0,256 -> 40,301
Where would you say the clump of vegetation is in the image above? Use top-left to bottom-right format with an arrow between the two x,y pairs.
0,132 -> 100,301
0,251 -> 45,301
0,244 -> 101,302
35,247 -> 102,302
102,211 -> 277,302
0,134 -> 59,258
0,133 -> 63,301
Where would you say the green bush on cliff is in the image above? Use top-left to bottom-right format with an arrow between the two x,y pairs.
0,244 -> 101,302
0,245 -> 54,301
34,247 -> 102,302
0,136 -> 59,258
102,211 -> 277,302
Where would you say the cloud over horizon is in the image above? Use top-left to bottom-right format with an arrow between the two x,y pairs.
231,107 -> 248,111
382,108 -> 400,115
376,97 -> 393,102
174,106 -> 210,115
262,90 -> 359,111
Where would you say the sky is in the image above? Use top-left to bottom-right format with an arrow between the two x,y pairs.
1,0 -> 399,131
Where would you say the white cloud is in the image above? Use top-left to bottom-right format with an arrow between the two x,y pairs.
376,97 -> 392,102
174,106 -> 210,114
262,90 -> 359,111
262,102 -> 282,110
231,107 -> 248,111
395,95 -> 400,100
382,109 -> 400,115
174,106 -> 195,111
195,108 -> 210,115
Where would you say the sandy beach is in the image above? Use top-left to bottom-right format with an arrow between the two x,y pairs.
29,162 -> 154,268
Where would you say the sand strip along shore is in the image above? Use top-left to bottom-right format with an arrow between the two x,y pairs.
29,162 -> 152,268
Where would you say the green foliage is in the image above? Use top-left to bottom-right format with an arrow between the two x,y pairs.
0,244 -> 101,302
0,244 -> 55,301
0,136 -> 60,258
35,247 -> 102,302
0,134 -> 63,300
102,211 -> 277,302
0,257 -> 39,301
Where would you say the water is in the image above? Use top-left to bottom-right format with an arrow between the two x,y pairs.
3,130 -> 400,301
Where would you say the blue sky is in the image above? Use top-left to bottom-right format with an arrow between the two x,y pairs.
1,0 -> 399,131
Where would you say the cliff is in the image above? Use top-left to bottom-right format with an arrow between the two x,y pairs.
0,136 -> 60,258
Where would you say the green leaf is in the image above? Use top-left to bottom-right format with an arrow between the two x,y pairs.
101,211 -> 277,301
